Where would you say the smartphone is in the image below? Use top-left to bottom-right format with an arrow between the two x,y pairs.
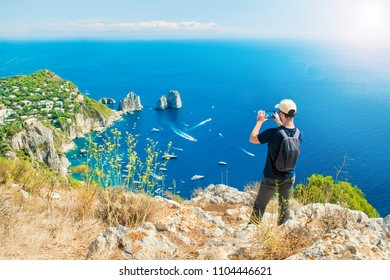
265,111 -> 276,119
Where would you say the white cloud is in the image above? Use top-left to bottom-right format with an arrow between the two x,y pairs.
44,20 -> 217,32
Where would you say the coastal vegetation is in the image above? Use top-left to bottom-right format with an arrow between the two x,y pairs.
71,128 -> 172,228
293,174 -> 379,218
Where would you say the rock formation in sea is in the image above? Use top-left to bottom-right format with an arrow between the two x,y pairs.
155,96 -> 168,110
98,97 -> 116,104
155,90 -> 182,110
118,92 -> 143,114
167,90 -> 182,109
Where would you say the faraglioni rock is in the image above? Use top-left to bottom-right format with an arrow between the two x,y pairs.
155,90 -> 182,110
98,97 -> 116,104
155,95 -> 168,110
167,90 -> 182,109
118,92 -> 143,114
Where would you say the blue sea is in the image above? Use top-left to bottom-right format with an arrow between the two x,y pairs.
1,40 -> 390,216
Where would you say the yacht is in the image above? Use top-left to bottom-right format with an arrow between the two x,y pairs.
162,154 -> 177,160
191,175 -> 204,180
218,161 -> 227,165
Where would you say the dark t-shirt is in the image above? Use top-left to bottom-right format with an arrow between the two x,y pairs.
257,126 -> 303,180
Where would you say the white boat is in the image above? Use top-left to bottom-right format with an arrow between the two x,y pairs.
162,154 -> 177,160
218,161 -> 228,165
191,175 -> 204,180
159,167 -> 167,171
151,173 -> 163,181
151,128 -> 160,132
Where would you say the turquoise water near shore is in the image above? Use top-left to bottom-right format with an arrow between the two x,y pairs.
1,40 -> 390,216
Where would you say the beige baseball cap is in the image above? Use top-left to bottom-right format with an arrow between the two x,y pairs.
275,99 -> 297,116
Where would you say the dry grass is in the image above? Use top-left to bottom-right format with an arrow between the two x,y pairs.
96,187 -> 160,228
0,156 -> 176,260
0,186 -> 104,259
248,223 -> 317,260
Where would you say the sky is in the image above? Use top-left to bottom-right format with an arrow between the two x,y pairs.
1,0 -> 390,47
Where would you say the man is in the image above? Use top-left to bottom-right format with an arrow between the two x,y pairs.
249,99 -> 302,225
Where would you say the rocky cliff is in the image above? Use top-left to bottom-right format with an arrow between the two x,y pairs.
68,107 -> 122,139
0,70 -> 122,174
118,92 -> 143,114
11,118 -> 70,175
87,184 -> 390,260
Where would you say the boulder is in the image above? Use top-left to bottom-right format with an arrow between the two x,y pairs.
191,184 -> 254,205
88,225 -> 178,260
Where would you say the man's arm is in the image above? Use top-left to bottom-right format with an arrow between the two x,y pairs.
249,110 -> 266,144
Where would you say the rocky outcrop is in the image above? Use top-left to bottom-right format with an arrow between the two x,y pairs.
286,203 -> 390,260
167,90 -> 182,109
191,184 -> 254,205
98,97 -> 116,105
155,90 -> 182,110
88,185 -> 390,260
118,92 -> 143,114
0,109 -> 13,125
87,225 -> 178,259
11,118 -> 70,175
155,96 -> 168,110
68,110 -> 122,139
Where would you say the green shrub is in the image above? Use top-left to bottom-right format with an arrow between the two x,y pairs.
293,174 -> 379,218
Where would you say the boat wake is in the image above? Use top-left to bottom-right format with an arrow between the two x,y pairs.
187,118 -> 212,131
165,121 -> 197,142
239,147 -> 255,157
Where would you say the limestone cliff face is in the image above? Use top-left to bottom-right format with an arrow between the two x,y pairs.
118,92 -> 143,114
68,110 -> 122,139
11,118 -> 70,175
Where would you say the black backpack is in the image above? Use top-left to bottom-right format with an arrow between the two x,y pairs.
275,128 -> 301,172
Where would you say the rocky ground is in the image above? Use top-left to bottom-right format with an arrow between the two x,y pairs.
87,184 -> 390,260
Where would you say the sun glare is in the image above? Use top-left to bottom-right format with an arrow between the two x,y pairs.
342,1 -> 390,49
355,4 -> 387,34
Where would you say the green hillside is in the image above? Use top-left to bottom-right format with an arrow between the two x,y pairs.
0,70 -> 114,138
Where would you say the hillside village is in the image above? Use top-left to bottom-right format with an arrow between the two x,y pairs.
0,70 -> 80,125
0,70 -> 118,144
